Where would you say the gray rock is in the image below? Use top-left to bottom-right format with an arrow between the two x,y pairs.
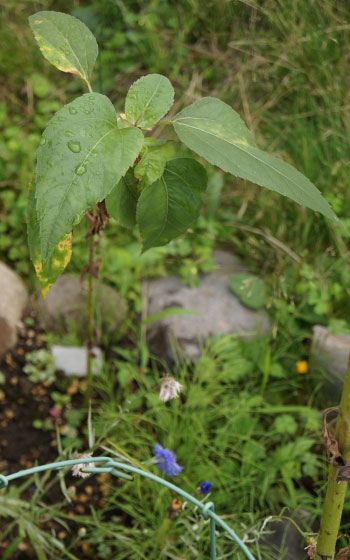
311,325 -> 350,397
259,510 -> 314,559
36,274 -> 127,341
144,250 -> 271,363
0,261 -> 28,356
51,345 -> 102,377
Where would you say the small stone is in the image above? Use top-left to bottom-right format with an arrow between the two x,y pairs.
67,378 -> 80,395
0,262 -> 28,356
78,494 -> 89,503
51,345 -> 102,377
258,509 -> 315,560
311,325 -> 350,397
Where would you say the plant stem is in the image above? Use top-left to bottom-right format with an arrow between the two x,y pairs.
316,352 -> 350,559
85,234 -> 95,408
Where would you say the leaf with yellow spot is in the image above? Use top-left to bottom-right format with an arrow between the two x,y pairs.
27,182 -> 72,298
29,11 -> 98,82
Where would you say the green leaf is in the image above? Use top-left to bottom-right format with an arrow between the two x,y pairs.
134,138 -> 176,186
229,273 -> 271,309
29,11 -> 98,82
172,97 -> 336,220
27,182 -> 72,298
35,92 -> 143,261
125,74 -> 174,128
106,174 -> 138,229
137,158 -> 207,252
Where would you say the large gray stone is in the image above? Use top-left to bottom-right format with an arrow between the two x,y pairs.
144,250 -> 271,363
37,274 -> 127,341
0,261 -> 28,356
311,325 -> 350,397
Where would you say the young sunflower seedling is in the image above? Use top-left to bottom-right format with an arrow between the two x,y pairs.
27,12 -> 342,558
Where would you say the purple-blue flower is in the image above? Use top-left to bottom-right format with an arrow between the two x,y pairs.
153,443 -> 183,476
200,481 -> 212,493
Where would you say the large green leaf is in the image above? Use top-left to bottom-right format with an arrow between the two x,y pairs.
29,11 -> 98,81
125,74 -> 174,128
27,182 -> 72,298
35,92 -> 143,262
134,138 -> 176,186
106,173 -> 139,229
172,97 -> 336,220
137,158 -> 207,251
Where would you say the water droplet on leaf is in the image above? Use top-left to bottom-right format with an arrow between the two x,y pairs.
68,106 -> 78,115
75,164 -> 87,176
67,141 -> 81,153
40,137 -> 46,146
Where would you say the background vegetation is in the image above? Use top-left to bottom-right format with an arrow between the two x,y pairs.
1,0 -> 350,558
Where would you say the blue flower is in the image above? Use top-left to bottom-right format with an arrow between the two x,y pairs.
200,481 -> 212,493
153,443 -> 183,476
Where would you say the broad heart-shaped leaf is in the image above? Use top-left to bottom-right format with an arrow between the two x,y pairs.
125,74 -> 174,128
134,138 -> 176,186
27,182 -> 72,298
137,158 -> 207,252
172,97 -> 336,220
35,92 -> 143,262
106,172 -> 139,229
29,11 -> 98,81
229,273 -> 272,310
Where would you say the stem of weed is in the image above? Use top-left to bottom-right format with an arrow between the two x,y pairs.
316,352 -> 350,559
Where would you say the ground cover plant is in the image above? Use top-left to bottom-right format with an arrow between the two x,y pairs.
1,1 -> 350,559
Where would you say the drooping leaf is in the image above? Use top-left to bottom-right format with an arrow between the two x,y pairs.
137,158 -> 207,252
106,173 -> 139,229
229,273 -> 272,310
35,92 -> 143,262
27,182 -> 72,298
172,97 -> 336,220
29,11 -> 98,82
134,138 -> 176,186
125,74 -> 174,128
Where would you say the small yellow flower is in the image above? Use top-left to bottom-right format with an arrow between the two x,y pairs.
296,360 -> 308,374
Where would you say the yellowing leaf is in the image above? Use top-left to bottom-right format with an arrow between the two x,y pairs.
29,11 -> 98,81
27,182 -> 72,298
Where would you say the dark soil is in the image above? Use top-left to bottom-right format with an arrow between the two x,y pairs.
0,305 -> 114,559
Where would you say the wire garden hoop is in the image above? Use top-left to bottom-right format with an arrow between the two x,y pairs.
0,456 -> 255,560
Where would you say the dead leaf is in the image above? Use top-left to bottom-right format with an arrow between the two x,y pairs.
335,546 -> 350,559
323,407 -> 345,467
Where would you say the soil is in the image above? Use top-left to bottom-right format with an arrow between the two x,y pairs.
0,305 -> 116,559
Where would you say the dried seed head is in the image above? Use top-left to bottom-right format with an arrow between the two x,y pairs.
159,377 -> 183,402
72,453 -> 94,478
